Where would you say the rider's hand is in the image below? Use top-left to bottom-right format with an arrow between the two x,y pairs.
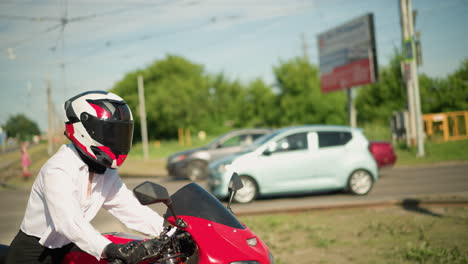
103,241 -> 149,264
140,237 -> 165,256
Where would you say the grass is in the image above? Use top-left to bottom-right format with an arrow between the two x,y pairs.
360,122 -> 393,141
361,123 -> 468,166
395,140 -> 468,166
239,206 -> 468,264
0,143 -> 51,187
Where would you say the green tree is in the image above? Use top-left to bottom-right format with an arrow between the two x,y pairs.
356,53 -> 468,125
355,51 -> 407,123
435,59 -> 468,112
112,55 -> 212,139
111,55 -> 254,139
273,56 -> 347,126
205,73 -> 249,130
3,114 -> 41,141
238,78 -> 277,127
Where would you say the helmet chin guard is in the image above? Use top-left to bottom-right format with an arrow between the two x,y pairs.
64,91 -> 134,169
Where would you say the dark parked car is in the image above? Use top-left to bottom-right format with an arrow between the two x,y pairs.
369,141 -> 397,168
167,128 -> 271,180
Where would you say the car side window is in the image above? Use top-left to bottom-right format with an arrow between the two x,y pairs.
220,134 -> 255,148
272,132 -> 308,153
252,133 -> 266,141
317,131 -> 352,148
220,135 -> 243,148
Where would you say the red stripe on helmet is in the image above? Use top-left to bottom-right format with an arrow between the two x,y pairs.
96,146 -> 127,167
65,123 -> 96,158
97,145 -> 116,160
88,102 -> 111,119
116,154 -> 128,166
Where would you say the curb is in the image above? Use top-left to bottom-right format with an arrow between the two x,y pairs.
393,160 -> 468,169
234,199 -> 468,216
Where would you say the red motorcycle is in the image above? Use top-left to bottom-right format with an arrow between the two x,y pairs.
11,173 -> 273,264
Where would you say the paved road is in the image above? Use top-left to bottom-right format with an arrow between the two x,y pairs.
1,162 -> 467,244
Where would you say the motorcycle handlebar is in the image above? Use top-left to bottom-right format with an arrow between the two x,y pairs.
107,235 -> 173,264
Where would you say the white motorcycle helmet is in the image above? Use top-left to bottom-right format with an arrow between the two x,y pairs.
64,90 -> 134,169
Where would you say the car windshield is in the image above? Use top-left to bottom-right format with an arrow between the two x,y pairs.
165,183 -> 245,229
242,130 -> 282,153
205,132 -> 233,148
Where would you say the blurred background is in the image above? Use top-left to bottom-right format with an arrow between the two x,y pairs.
1,0 -> 467,263
1,0 -> 468,174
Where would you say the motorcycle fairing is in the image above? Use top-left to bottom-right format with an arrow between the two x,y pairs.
165,183 -> 245,230
169,216 -> 270,264
166,183 -> 270,264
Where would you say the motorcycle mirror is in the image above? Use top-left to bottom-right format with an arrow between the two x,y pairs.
133,181 -> 172,206
227,172 -> 243,212
228,172 -> 243,192
133,181 -> 187,228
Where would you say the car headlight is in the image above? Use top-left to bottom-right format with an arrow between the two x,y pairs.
216,161 -> 233,173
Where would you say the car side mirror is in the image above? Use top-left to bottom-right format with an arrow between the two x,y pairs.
263,142 -> 277,156
133,181 -> 171,206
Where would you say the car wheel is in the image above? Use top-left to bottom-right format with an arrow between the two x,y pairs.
233,176 -> 258,204
347,169 -> 374,195
186,161 -> 207,181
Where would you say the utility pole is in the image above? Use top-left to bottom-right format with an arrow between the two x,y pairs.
400,0 -> 416,146
347,88 -> 357,128
301,32 -> 309,60
400,0 -> 425,156
26,81 -> 32,111
137,75 -> 149,160
46,79 -> 53,156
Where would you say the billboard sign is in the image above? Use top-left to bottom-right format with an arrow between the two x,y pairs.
317,13 -> 378,93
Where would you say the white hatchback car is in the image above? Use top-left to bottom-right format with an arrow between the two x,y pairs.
208,125 -> 379,203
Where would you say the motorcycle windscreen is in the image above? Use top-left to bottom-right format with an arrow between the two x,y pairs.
166,183 -> 245,229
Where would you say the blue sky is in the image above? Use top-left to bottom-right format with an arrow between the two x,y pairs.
1,0 -> 467,132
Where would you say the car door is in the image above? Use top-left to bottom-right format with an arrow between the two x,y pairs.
251,132 -> 317,193
313,131 -> 353,188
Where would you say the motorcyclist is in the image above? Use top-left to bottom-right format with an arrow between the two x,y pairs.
6,91 -> 163,264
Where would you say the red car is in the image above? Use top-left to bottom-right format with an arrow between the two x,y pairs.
369,141 -> 397,168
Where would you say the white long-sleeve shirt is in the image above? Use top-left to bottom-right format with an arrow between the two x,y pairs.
20,144 -> 165,260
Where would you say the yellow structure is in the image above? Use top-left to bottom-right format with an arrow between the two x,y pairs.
423,111 -> 468,141
178,128 -> 192,147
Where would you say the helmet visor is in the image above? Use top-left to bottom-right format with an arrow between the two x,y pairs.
82,115 -> 134,154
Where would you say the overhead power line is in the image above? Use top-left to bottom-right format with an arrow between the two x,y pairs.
65,15 -> 241,66
0,14 -> 61,21
1,24 -> 62,51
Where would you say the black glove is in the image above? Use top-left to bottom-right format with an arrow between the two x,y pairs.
140,237 -> 166,256
103,241 -> 149,264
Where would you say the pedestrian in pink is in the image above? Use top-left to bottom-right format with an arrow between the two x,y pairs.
21,142 -> 31,180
